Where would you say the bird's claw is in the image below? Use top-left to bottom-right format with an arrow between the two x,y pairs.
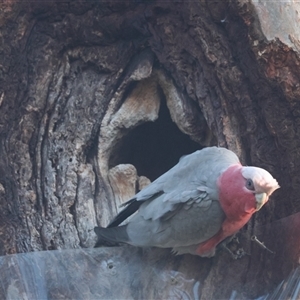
235,248 -> 250,259
222,243 -> 249,259
231,236 -> 240,244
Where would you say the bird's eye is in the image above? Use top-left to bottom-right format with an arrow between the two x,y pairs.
246,179 -> 255,191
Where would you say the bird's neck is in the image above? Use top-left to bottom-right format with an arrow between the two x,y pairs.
218,164 -> 257,221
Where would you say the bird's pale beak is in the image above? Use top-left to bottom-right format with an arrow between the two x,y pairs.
255,193 -> 268,211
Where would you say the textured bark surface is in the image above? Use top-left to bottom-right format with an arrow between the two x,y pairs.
0,0 -> 299,298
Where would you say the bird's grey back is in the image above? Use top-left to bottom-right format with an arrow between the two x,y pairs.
134,147 -> 240,221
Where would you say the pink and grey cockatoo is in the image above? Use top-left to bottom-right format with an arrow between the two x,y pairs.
94,147 -> 279,257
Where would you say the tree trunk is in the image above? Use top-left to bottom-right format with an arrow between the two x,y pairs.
0,0 -> 299,298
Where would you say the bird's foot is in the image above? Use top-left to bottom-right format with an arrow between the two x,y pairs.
221,243 -> 250,259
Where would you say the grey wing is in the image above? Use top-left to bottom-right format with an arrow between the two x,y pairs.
108,147 -> 239,227
126,192 -> 226,248
135,146 -> 239,220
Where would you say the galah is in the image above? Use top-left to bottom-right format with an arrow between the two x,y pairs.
94,147 -> 279,257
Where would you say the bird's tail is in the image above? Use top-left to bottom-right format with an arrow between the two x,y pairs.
94,225 -> 129,247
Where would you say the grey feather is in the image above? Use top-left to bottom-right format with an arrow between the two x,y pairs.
94,226 -> 129,247
134,147 -> 239,221
95,147 -> 240,254
126,200 -> 225,248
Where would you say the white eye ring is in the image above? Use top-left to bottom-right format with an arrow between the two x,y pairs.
246,178 -> 255,191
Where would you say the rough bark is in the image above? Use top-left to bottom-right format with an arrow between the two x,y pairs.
0,0 -> 299,298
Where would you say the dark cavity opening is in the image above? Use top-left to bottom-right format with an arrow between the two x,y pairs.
109,98 -> 201,181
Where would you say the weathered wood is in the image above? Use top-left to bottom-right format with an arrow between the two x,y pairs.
0,0 -> 299,298
108,164 -> 138,208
